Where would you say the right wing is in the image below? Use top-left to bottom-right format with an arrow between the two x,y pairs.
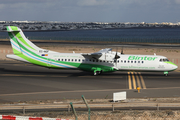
81,48 -> 112,59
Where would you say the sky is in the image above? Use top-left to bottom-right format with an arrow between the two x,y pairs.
0,0 -> 180,23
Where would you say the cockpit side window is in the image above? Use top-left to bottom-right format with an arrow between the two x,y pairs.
165,59 -> 169,61
160,58 -> 169,62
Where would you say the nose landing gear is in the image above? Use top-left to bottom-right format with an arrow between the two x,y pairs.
164,71 -> 168,76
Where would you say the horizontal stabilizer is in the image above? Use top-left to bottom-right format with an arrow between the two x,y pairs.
6,54 -> 29,62
6,26 -> 20,32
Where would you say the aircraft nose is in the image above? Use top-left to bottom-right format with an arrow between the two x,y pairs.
172,64 -> 178,70
175,65 -> 178,70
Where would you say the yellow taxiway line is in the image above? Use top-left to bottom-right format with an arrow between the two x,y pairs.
128,72 -> 146,90
128,72 -> 132,89
138,72 -> 146,89
131,72 -> 136,89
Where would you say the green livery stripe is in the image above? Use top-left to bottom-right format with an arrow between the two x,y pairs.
17,54 -> 59,68
165,61 -> 177,66
8,32 -> 22,54
13,31 -> 36,51
13,48 -> 21,54
11,36 -> 79,68
10,26 -> 18,31
7,26 -> 10,31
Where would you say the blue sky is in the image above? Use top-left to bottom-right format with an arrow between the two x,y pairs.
0,0 -> 180,23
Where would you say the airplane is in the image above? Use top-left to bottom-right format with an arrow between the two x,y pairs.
6,26 -> 178,76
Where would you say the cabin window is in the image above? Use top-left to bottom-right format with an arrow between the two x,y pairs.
114,60 -> 116,62
138,61 -> 140,63
68,59 -> 70,61
58,59 -> 60,61
107,61 -> 109,63
93,60 -> 95,62
118,60 -> 119,63
131,61 -> 133,63
62,59 -> 63,61
121,60 -> 123,63
72,59 -> 73,61
103,61 -> 105,62
79,59 -> 81,62
134,61 -> 136,63
128,61 -> 130,63
100,60 -> 102,62
82,59 -> 85,62
86,59 -> 88,61
96,60 -> 98,62
65,59 -> 67,61
124,60 -> 126,63
89,59 -> 91,62
75,59 -> 77,62
142,61 -> 144,63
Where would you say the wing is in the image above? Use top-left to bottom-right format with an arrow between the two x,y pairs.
81,48 -> 112,59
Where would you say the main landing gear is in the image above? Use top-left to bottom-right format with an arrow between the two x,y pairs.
94,71 -> 102,76
164,71 -> 168,76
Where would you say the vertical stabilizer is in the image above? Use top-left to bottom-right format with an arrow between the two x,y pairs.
6,26 -> 41,55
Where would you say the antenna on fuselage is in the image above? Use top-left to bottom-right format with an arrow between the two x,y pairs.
114,47 -> 120,59
121,47 -> 124,54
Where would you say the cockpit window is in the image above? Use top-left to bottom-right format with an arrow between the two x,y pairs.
160,58 -> 169,62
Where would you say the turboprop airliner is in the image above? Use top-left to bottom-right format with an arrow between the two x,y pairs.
6,26 -> 178,76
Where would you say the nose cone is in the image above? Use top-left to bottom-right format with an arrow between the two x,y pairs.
170,62 -> 178,71
165,61 -> 178,71
173,65 -> 178,70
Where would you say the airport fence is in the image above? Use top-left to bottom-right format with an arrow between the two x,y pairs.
1,110 -> 180,120
67,110 -> 180,120
1,99 -> 180,120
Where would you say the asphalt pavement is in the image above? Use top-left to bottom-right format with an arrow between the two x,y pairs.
0,60 -> 180,103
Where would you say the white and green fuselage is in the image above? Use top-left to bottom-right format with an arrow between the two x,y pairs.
6,26 -> 178,75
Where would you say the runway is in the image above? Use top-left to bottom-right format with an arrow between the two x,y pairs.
0,60 -> 180,103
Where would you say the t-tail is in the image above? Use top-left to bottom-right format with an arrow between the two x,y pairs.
6,26 -> 57,66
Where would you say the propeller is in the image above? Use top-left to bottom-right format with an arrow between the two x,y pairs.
114,48 -> 120,68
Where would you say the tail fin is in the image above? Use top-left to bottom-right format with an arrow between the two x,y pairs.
7,26 -> 40,55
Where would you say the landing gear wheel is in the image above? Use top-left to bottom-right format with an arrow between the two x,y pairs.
164,71 -> 168,77
164,74 -> 168,77
97,71 -> 102,75
94,72 -> 97,76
